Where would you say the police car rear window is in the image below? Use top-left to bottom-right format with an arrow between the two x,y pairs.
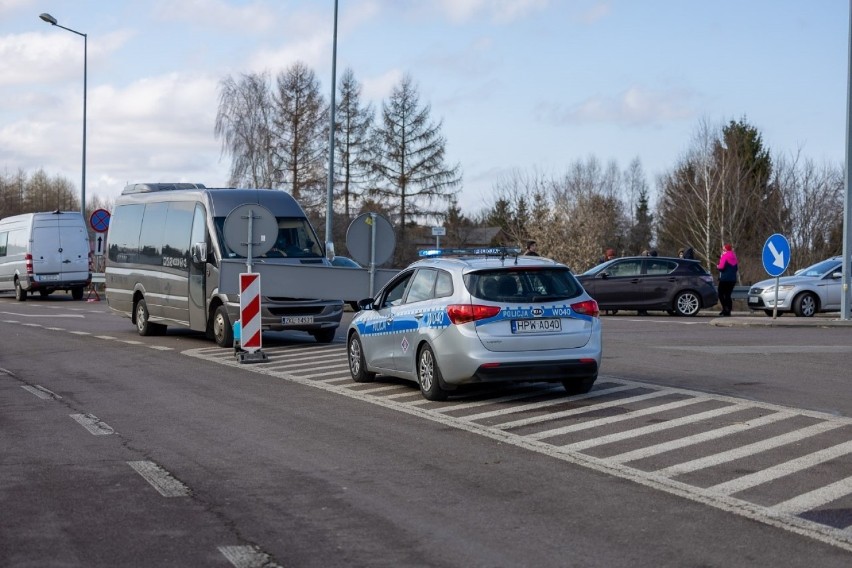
466,269 -> 583,302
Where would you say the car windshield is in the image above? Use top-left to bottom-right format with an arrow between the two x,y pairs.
580,259 -> 616,276
798,258 -> 841,278
466,268 -> 583,302
213,216 -> 323,259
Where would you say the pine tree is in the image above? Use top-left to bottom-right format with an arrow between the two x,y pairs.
369,74 -> 461,260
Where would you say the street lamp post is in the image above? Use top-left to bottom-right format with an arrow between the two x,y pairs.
39,12 -> 87,217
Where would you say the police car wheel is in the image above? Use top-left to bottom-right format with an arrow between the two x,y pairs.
417,345 -> 448,401
348,334 -> 375,382
563,376 -> 596,395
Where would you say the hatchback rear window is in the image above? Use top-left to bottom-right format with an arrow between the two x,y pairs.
466,268 -> 583,302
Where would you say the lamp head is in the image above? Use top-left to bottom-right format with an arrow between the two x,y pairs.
39,13 -> 58,25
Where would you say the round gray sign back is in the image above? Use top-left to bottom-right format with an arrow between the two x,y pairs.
346,213 -> 395,266
223,204 -> 278,257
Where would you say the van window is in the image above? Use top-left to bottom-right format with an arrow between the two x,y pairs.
0,232 -> 6,257
139,202 -> 168,265
161,201 -> 195,271
108,204 -> 144,263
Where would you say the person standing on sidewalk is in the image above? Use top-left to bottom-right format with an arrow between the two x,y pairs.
717,243 -> 739,316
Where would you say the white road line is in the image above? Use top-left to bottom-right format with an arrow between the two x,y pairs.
0,312 -> 84,318
22,323 -> 42,327
149,345 -> 173,351
127,461 -> 190,497
607,411 -> 796,464
771,475 -> 852,515
218,545 -> 281,568
21,385 -> 62,400
69,331 -> 91,335
463,384 -> 641,423
45,327 -> 66,331
663,345 -> 852,355
561,403 -> 751,451
181,346 -> 852,552
120,340 -> 145,345
710,440 -> 852,496
315,375 -> 352,383
656,421 -> 846,478
265,360 -> 347,372
350,384 -> 411,395
528,397 -> 708,441
494,389 -> 668,430
297,364 -> 352,379
95,335 -> 117,340
70,413 -> 114,435
433,386 -> 564,413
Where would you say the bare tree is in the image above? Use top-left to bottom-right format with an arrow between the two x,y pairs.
272,62 -> 328,209
773,152 -> 844,269
215,72 -> 276,188
369,74 -> 461,260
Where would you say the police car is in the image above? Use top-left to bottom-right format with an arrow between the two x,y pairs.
346,248 -> 602,401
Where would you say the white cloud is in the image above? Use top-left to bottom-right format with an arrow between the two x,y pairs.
435,0 -> 549,24
536,85 -> 697,126
361,68 -> 403,101
151,0 -> 276,34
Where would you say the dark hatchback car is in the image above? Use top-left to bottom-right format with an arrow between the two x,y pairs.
576,256 -> 718,316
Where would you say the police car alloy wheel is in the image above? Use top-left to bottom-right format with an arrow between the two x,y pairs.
348,333 -> 375,382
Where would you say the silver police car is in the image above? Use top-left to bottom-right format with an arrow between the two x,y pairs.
347,248 -> 602,400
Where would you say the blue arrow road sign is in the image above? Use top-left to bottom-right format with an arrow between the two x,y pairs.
762,233 -> 790,277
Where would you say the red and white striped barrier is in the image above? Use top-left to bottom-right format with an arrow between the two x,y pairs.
239,273 -> 262,352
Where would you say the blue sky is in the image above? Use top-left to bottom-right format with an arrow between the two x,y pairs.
0,0 -> 848,216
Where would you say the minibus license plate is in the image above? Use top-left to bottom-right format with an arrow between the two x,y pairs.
283,316 -> 314,325
40,274 -> 59,282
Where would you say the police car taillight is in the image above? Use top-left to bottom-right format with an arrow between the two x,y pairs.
447,304 -> 501,324
571,299 -> 599,318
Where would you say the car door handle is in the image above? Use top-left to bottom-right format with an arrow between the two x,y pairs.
630,278 -> 640,284
414,311 -> 424,319
668,277 -> 677,282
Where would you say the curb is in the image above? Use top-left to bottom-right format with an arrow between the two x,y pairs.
710,316 -> 852,328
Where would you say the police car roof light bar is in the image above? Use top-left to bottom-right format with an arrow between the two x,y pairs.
418,247 -> 522,259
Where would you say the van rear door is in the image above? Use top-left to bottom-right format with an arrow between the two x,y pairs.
31,214 -> 90,281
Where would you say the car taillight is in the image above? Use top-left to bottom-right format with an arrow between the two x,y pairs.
25,253 -> 33,275
571,299 -> 599,318
88,251 -> 94,272
446,304 -> 501,324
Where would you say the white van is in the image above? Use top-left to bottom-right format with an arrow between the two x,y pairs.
0,211 -> 92,301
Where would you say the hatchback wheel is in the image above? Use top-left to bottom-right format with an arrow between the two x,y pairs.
417,345 -> 448,401
348,334 -> 375,383
673,291 -> 701,316
563,375 -> 596,395
793,292 -> 817,317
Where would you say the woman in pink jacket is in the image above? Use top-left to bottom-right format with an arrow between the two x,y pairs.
716,243 -> 739,316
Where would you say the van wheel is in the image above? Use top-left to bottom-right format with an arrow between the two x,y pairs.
135,299 -> 165,336
71,287 -> 84,301
14,279 -> 26,302
212,305 -> 234,348
312,328 -> 336,343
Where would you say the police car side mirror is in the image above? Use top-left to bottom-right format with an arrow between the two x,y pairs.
358,298 -> 374,310
599,271 -> 610,280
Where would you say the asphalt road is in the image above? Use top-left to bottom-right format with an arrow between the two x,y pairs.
1,295 -> 851,567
